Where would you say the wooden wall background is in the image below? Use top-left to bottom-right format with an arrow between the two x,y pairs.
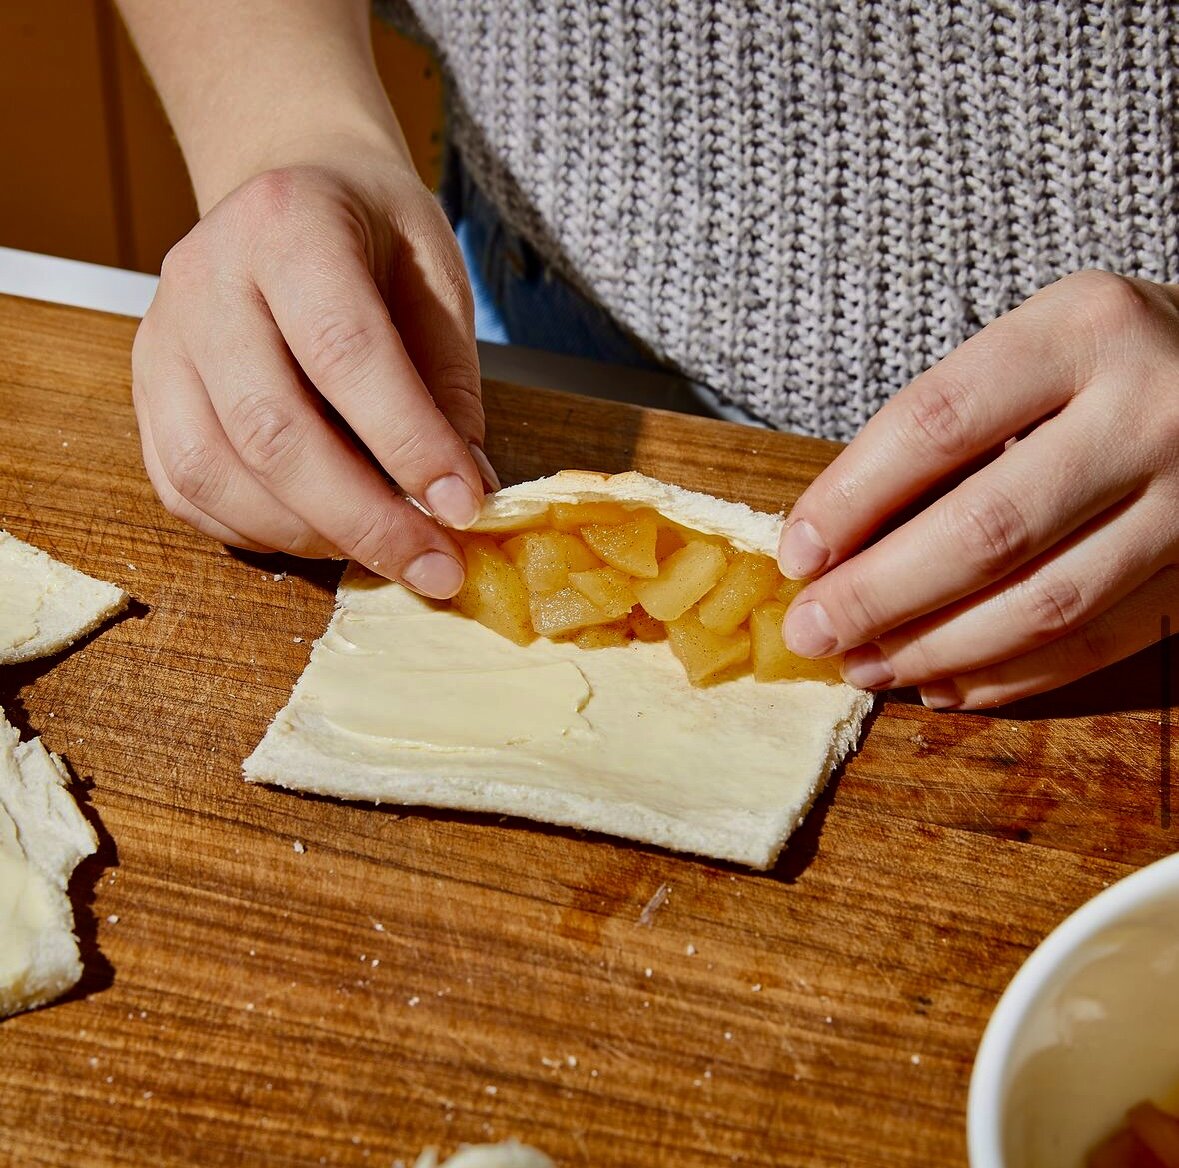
0,0 -> 443,273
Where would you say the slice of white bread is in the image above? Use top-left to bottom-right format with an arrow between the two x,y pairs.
0,706 -> 98,1018
0,530 -> 128,664
246,472 -> 873,869
414,1142 -> 555,1168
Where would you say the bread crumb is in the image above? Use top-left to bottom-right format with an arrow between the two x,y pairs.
484,1085 -> 498,1095
292,840 -> 305,854
751,983 -> 762,992
245,1003 -> 254,1011
293,636 -> 304,643
407,996 -> 420,1007
106,914 -> 119,925
566,1055 -> 577,1068
373,922 -> 385,932
685,943 -> 697,957
637,882 -> 671,926
723,1031 -> 733,1040
371,959 -> 380,968
644,968 -> 653,978
910,1054 -> 921,1065
88,1057 -> 99,1068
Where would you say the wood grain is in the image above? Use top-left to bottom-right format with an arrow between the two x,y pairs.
0,294 -> 1174,1167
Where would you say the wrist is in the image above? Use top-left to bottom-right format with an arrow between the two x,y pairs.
190,107 -> 414,214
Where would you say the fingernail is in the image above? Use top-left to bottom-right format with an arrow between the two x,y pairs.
424,474 -> 481,530
402,550 -> 465,599
921,680 -> 960,710
779,520 -> 828,580
469,442 -> 501,491
784,601 -> 837,657
840,645 -> 895,690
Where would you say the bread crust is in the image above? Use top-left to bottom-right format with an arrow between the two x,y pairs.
471,471 -> 783,555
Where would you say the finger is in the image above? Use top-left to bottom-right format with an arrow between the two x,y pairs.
195,299 -> 468,598
839,490 -> 1164,689
135,355 -> 338,558
915,565 -> 1179,710
256,209 -> 488,528
136,388 -> 269,551
784,396 -> 1144,658
382,213 -> 499,488
778,280 -> 1092,581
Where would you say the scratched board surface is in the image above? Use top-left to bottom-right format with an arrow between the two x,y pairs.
0,294 -> 1174,1167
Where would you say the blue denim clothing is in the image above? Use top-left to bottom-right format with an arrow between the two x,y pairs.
443,152 -> 663,367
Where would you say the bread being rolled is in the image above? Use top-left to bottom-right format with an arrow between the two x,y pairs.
246,472 -> 872,869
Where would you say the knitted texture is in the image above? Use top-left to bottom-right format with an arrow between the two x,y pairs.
381,1 -> 1179,440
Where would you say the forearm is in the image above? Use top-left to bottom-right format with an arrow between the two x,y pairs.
116,0 -> 410,212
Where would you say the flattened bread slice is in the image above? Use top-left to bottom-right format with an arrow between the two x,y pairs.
0,707 -> 98,1018
0,530 -> 128,664
246,472 -> 873,869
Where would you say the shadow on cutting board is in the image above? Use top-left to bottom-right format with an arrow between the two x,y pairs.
887,635 -> 1178,721
58,764 -> 119,1004
0,599 -> 151,728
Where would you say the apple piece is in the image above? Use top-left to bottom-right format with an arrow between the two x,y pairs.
453,536 -> 535,646
632,541 -> 728,621
665,608 -> 752,685
698,552 -> 781,635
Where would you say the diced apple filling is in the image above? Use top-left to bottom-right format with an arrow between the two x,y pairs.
450,502 -> 843,685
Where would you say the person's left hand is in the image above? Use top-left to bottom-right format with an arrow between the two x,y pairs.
776,270 -> 1179,710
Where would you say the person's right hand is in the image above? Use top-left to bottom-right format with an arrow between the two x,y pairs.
132,136 -> 496,599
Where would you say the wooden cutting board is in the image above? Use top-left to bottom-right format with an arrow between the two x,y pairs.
0,293 -> 1174,1167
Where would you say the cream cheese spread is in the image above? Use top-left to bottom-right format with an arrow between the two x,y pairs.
286,578 -> 856,820
0,803 -> 58,991
0,716 -> 97,1018
0,553 -> 42,653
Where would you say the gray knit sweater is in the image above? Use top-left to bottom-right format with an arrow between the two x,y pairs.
384,2 -> 1179,441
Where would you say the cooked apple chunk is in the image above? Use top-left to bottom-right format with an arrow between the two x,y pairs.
654,524 -> 686,561
627,607 -> 667,642
450,504 -> 850,687
502,530 -> 600,592
666,609 -> 751,684
698,553 -> 780,635
549,501 -> 634,530
632,541 -> 728,621
568,566 -> 636,619
573,621 -> 632,650
529,587 -> 618,637
582,514 -> 661,578
453,537 -> 535,646
750,601 -> 843,683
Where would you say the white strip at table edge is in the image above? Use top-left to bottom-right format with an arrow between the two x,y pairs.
0,247 -> 754,421
0,247 -> 159,319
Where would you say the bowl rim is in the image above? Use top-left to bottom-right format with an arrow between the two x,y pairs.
967,848 -> 1179,1168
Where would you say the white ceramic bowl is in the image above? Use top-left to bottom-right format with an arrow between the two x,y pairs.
968,850 -> 1179,1168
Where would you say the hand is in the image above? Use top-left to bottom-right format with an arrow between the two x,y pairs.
776,270 -> 1179,709
132,137 -> 496,598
